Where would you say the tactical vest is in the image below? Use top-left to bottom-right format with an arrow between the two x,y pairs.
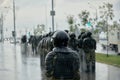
53,52 -> 75,79
83,37 -> 96,53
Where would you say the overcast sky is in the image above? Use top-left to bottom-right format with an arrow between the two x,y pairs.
0,0 -> 120,37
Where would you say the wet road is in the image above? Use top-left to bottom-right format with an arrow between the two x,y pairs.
96,63 -> 120,80
0,41 -> 120,80
0,41 -> 41,80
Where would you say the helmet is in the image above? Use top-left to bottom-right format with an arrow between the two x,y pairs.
64,30 -> 69,33
52,31 -> 69,47
78,32 -> 85,39
69,32 -> 76,39
86,31 -> 92,37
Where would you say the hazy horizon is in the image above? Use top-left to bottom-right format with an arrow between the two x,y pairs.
0,0 -> 120,37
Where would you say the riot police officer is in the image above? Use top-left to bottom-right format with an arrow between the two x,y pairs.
21,35 -> 27,43
21,35 -> 27,54
82,31 -> 96,73
45,31 -> 80,80
68,32 -> 79,52
77,32 -> 87,73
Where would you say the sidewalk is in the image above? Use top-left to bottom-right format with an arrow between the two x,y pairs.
0,41 -> 120,80
95,43 -> 120,80
0,41 -> 41,80
96,62 -> 120,80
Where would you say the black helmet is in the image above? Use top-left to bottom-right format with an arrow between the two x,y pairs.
69,32 -> 76,39
64,30 -> 69,33
52,30 -> 69,47
86,31 -> 92,37
78,32 -> 85,39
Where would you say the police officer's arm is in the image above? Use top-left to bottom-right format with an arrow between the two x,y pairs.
94,39 -> 97,50
78,39 -> 83,48
76,39 -> 79,49
73,52 -> 80,79
82,39 -> 87,49
45,51 -> 55,77
74,52 -> 80,71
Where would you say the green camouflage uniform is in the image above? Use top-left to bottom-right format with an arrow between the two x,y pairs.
45,47 -> 80,80
82,37 -> 96,72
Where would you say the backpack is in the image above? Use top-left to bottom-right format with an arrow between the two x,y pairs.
53,52 -> 75,79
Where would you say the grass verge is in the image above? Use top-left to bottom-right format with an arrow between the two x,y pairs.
96,53 -> 120,67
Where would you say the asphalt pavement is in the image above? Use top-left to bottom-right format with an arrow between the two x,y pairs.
0,41 -> 120,80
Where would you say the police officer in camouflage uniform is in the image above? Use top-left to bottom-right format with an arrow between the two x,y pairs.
68,32 -> 79,52
82,31 -> 96,73
77,32 -> 87,73
45,31 -> 80,80
21,35 -> 28,54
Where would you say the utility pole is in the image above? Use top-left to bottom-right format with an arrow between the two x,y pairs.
50,0 -> 55,32
13,0 -> 16,44
0,13 -> 4,42
1,13 -> 4,42
88,2 -> 98,23
88,2 -> 98,38
45,3 -> 47,33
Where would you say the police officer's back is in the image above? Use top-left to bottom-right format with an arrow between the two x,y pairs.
83,32 -> 96,51
21,35 -> 27,43
45,31 -> 80,80
82,31 -> 96,72
78,32 -> 86,49
68,32 -> 78,51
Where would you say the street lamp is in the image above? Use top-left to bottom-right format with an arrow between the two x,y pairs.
88,2 -> 98,23
50,0 -> 55,32
0,13 -> 4,42
1,3 -> 16,44
0,6 -> 9,42
13,0 -> 16,44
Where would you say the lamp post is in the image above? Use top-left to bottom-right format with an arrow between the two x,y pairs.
50,0 -> 55,32
0,13 -> 4,42
88,2 -> 98,23
13,0 -> 16,44
88,2 -> 98,41
0,7 -> 9,43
